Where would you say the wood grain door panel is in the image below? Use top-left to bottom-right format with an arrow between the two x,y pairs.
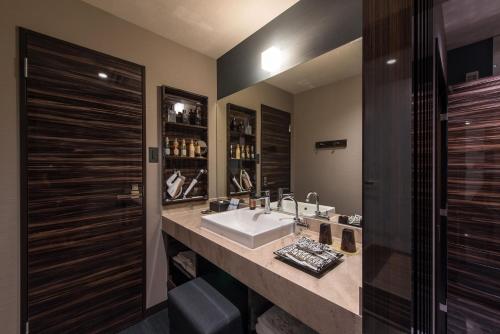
261,105 -> 291,201
21,29 -> 145,334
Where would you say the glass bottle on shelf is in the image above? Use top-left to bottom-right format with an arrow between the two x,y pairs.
189,139 -> 195,157
250,145 -> 255,159
246,145 -> 250,159
164,137 -> 170,156
229,144 -> 233,159
189,109 -> 196,125
245,121 -> 252,135
182,109 -> 189,124
181,139 -> 187,157
173,138 -> 179,156
195,106 -> 202,126
195,140 -> 201,157
241,146 -> 246,159
168,105 -> 176,123
235,144 -> 241,159
176,109 -> 183,123
230,117 -> 237,131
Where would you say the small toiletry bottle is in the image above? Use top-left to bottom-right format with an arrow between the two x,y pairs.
230,117 -> 236,131
181,139 -> 187,157
250,145 -> 255,159
173,138 -> 179,156
189,109 -> 196,125
245,145 -> 250,159
246,121 -> 252,135
164,137 -> 170,156
176,109 -> 182,123
249,193 -> 256,210
195,140 -> 201,156
195,106 -> 202,125
229,144 -> 233,159
241,146 -> 246,159
182,109 -> 189,124
188,139 -> 195,157
235,144 -> 241,159
168,105 -> 176,123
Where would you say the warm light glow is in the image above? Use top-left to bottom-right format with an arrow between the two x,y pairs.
465,121 -> 471,125
386,58 -> 397,65
98,72 -> 108,79
261,46 -> 282,73
174,103 -> 184,113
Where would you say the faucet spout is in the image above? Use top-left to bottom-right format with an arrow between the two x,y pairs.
257,190 -> 271,214
306,192 -> 320,216
279,194 -> 308,228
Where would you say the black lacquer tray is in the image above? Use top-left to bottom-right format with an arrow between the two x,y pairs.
274,237 -> 344,277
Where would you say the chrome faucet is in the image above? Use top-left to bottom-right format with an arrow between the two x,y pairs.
257,190 -> 271,214
306,192 -> 329,219
277,187 -> 290,210
279,194 -> 308,228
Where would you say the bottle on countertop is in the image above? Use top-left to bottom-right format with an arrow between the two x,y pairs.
164,137 -> 170,156
235,144 -> 241,160
249,193 -> 257,210
188,139 -> 195,157
173,138 -> 179,156
181,139 -> 187,157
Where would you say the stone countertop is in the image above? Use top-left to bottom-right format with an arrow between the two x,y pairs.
162,206 -> 362,334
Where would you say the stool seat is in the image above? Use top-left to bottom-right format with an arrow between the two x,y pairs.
168,277 -> 243,334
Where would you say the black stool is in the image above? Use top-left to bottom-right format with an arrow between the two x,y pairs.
168,277 -> 243,334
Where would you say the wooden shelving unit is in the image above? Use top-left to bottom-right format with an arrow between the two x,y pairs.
161,86 -> 208,205
226,103 -> 257,196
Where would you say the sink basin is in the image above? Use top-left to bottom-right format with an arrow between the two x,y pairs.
201,208 -> 295,249
270,201 -> 335,218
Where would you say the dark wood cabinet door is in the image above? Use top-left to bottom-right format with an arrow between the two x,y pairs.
20,29 -> 145,333
260,104 -> 291,201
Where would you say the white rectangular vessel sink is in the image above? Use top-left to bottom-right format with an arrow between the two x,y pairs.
270,201 -> 335,218
201,208 -> 295,249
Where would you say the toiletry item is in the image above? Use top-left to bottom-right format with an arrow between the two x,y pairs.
167,173 -> 185,199
319,223 -> 333,245
229,144 -> 234,159
188,139 -> 195,157
238,120 -> 245,133
250,145 -> 255,159
167,105 -> 176,123
245,145 -> 250,159
181,139 -> 187,157
341,228 -> 356,253
230,117 -> 237,131
209,200 -> 230,212
227,198 -> 240,211
183,169 -> 207,198
249,194 -> 257,210
182,109 -> 189,124
235,144 -> 241,159
195,140 -> 201,156
195,106 -> 202,125
173,138 -> 179,156
189,109 -> 195,125
245,122 -> 252,135
164,137 -> 170,156
232,175 -> 243,192
241,147 -> 246,159
176,110 -> 183,123
240,169 -> 253,191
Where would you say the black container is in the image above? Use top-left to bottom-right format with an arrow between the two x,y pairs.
209,200 -> 230,212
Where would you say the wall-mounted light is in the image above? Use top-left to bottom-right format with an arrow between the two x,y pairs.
174,103 -> 184,113
386,58 -> 397,65
98,72 -> 108,79
465,121 -> 471,125
261,46 -> 282,73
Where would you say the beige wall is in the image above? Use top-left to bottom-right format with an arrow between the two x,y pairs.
216,82 -> 294,197
293,75 -> 362,215
0,0 -> 216,332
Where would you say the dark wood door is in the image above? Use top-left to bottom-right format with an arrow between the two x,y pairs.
260,105 -> 291,201
20,29 -> 145,333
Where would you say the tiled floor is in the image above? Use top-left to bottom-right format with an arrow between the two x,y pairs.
119,309 -> 169,334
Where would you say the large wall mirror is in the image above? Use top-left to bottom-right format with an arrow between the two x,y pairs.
215,38 -> 362,224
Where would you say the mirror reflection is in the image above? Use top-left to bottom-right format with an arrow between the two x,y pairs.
217,39 -> 362,225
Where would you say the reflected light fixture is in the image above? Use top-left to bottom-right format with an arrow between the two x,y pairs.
465,121 -> 471,125
174,103 -> 184,113
98,72 -> 108,79
386,58 -> 397,65
261,46 -> 282,73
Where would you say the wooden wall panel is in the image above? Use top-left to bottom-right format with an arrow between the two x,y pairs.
260,104 -> 291,201
21,29 -> 145,333
447,75 -> 500,333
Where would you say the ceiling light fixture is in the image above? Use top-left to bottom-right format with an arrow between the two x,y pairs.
261,46 -> 282,73
386,58 -> 397,65
98,72 -> 108,79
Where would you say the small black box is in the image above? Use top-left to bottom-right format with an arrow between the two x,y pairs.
210,200 -> 230,212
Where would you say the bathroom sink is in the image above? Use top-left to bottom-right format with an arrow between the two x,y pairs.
270,201 -> 335,218
201,208 -> 295,249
